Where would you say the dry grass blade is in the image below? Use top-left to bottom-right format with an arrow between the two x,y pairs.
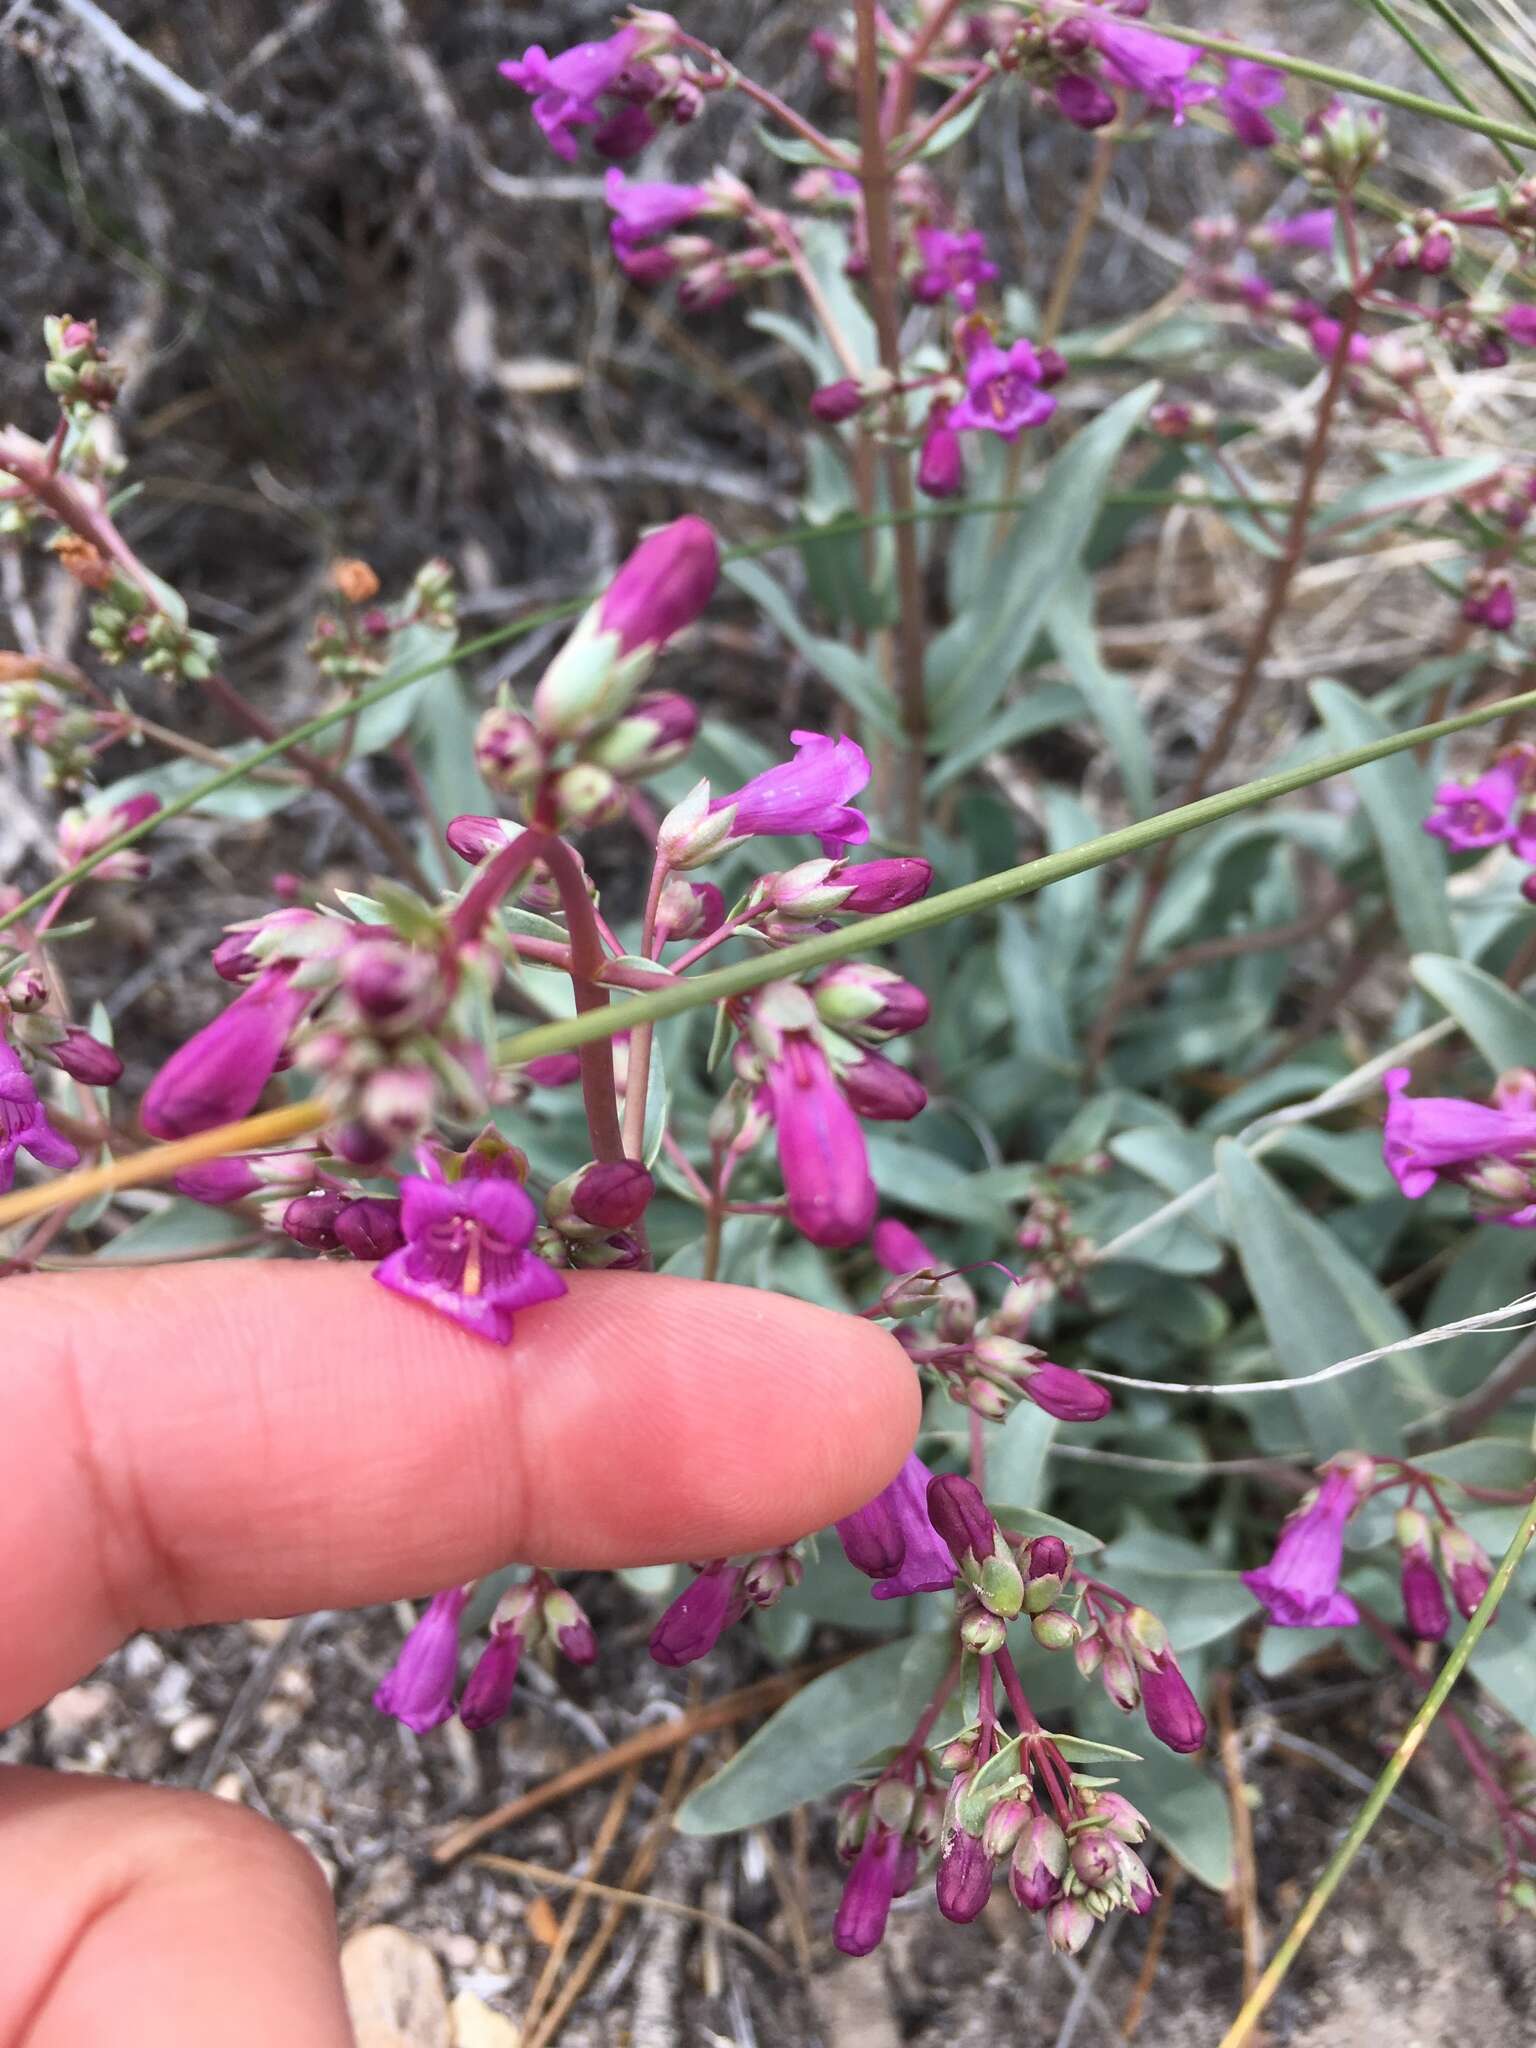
517,1767 -> 638,2039
430,1659 -> 850,1866
471,1851 -> 790,1975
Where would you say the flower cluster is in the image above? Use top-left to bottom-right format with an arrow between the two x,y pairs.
1423,746 -> 1536,883
374,1570 -> 597,1736
1242,1452 -> 1496,1640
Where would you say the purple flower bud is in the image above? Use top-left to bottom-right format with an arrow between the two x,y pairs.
446,814 -> 519,864
981,1796 -> 1033,1860
813,963 -> 929,1042
599,515 -> 719,657
459,1622 -> 523,1730
211,908 -> 326,982
810,378 -> 868,423
1118,1844 -> 1158,1913
1101,1643 -> 1142,1713
1046,1895 -> 1096,1954
1140,1647 -> 1206,1754
283,1189 -> 346,1251
839,857 -> 934,914
918,407 -> 965,499
1438,1523 -> 1494,1620
142,967 -> 313,1140
343,938 -> 442,1033
334,1196 -> 405,1261
1056,72 -> 1119,130
586,690 -> 700,779
174,1150 -> 315,1205
373,1586 -> 468,1734
936,1827 -> 995,1923
1026,1535 -> 1071,1582
1088,1790 -> 1148,1843
542,1586 -> 599,1665
570,1159 -> 655,1229
740,1548 -> 802,1609
649,1562 -> 742,1666
474,707 -> 545,793
1018,1358 -> 1112,1421
1503,304 -> 1536,347
838,1051 -> 927,1123
44,1026 -> 122,1086
523,1052 -> 583,1088
1399,1546 -> 1449,1642
926,1473 -> 998,1565
1010,1813 -> 1068,1911
55,792 -> 162,881
1071,1828 -> 1120,1889
834,1829 -> 903,1956
654,876 -> 725,945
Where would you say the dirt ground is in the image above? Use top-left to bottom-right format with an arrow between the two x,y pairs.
4,2 -> 1535,2042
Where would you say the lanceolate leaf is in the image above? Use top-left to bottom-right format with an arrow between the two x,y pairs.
1411,954 -> 1536,1073
674,1634 -> 953,1835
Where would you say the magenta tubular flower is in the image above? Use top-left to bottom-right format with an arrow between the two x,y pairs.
499,27 -> 642,161
56,791 -> 162,881
1263,207 -> 1337,251
599,515 -> 719,658
141,967 -> 312,1140
764,1035 -> 878,1247
1381,1066 -> 1536,1202
1400,1546 -> 1449,1643
1503,305 -> 1536,346
593,102 -> 656,161
459,1621 -> 524,1731
917,405 -> 965,499
910,226 -> 999,312
605,167 -> 708,244
837,1052 -> 927,1123
375,1174 -> 567,1345
1140,1648 -> 1207,1753
649,1562 -> 743,1666
1056,72 -> 1118,130
1242,1464 -> 1368,1626
838,859 -> 933,914
1421,760 -> 1523,849
1088,16 -> 1216,122
834,1828 -> 903,1956
873,1216 -> 939,1274
836,1452 -> 958,1600
1220,57 -> 1285,146
1018,1358 -> 1111,1422
714,730 -> 872,852
0,1040 -> 79,1193
948,340 -> 1057,441
373,1586 -> 469,1734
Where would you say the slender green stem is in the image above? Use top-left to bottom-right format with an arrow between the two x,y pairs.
491,683 -> 1536,1068
2,490 -> 1299,939
1358,0 -> 1521,172
1417,0 -> 1536,128
1026,4 -> 1536,151
1217,1489 -> 1536,2048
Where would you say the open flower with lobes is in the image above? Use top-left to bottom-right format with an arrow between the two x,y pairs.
604,167 -> 709,245
0,1038 -> 78,1192
949,339 -> 1057,440
1422,758 -> 1526,849
373,1587 -> 469,1734
375,1173 -> 566,1344
1381,1067 -> 1536,1219
711,730 -> 872,853
910,226 -> 999,312
141,966 -> 314,1139
1241,1456 -> 1373,1626
1086,15 -> 1215,122
1219,58 -> 1286,146
836,1452 -> 958,1600
499,27 -> 650,162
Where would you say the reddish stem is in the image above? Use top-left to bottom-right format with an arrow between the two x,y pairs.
534,835 -> 627,1166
